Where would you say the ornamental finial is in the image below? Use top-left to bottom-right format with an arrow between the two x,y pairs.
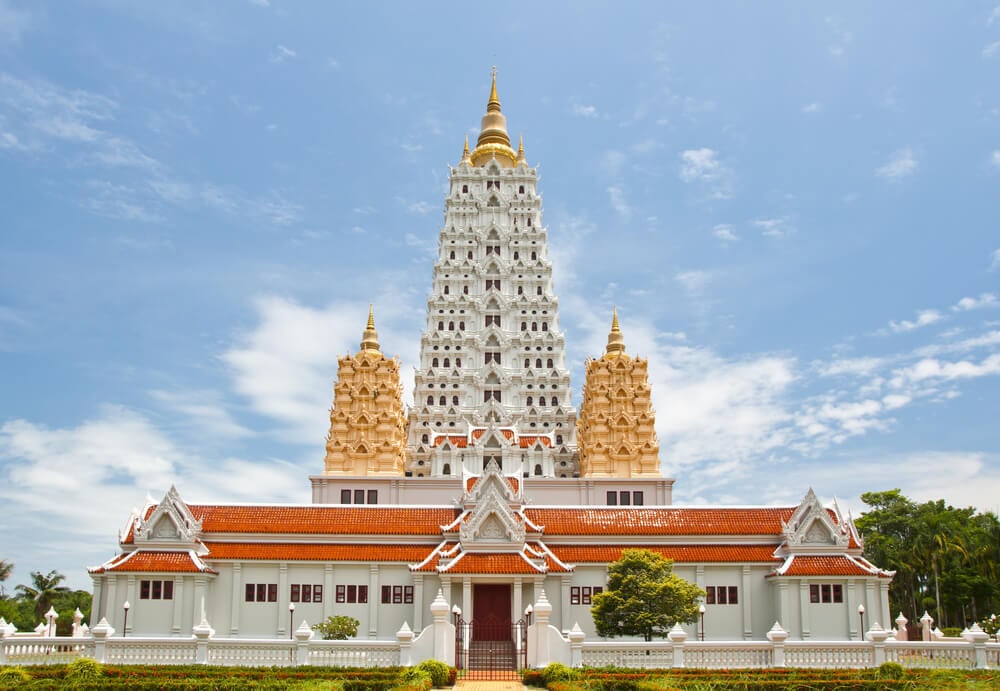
461,136 -> 471,164
516,133 -> 526,163
360,304 -> 380,353
605,307 -> 626,356
488,66 -> 500,111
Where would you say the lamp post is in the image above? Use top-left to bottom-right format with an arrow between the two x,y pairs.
288,602 -> 295,639
122,601 -> 130,638
525,604 -> 533,626
452,604 -> 461,626
699,604 -> 706,641
858,604 -> 866,641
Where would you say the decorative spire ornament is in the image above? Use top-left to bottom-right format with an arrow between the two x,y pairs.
605,306 -> 626,356
360,304 -> 380,353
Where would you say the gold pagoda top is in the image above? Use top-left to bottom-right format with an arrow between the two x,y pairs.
469,67 -> 518,168
360,305 -> 380,354
604,307 -> 626,357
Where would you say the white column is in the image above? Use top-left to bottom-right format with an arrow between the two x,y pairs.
171,577 -> 183,634
91,578 -> 104,627
462,578 -> 472,621
513,577 -> 523,625
229,564 -> 241,635
847,581 -> 858,640
323,564 -> 334,621
125,576 -> 136,636
413,574 -> 425,631
192,576 -> 208,635
368,564 -> 379,638
741,565 -> 752,640
560,575 -> 572,633
278,563 -> 289,637
797,581 -> 810,639
695,566 -> 705,640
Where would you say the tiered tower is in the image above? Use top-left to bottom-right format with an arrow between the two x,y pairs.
322,308 -> 408,476
576,309 -> 662,477
404,70 -> 579,478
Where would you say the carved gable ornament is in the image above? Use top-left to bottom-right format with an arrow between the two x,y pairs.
781,488 -> 849,552
135,485 -> 203,548
459,460 -> 526,550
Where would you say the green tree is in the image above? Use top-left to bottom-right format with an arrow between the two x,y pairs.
591,548 -> 704,641
14,570 -> 70,621
0,560 -> 12,598
312,615 -> 360,640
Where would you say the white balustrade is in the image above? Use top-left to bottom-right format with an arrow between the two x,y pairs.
580,641 -> 673,668
207,639 -> 297,667
0,638 -> 91,665
103,639 -> 198,665
884,640 -> 975,669
784,642 -> 871,668
683,642 -> 773,669
308,639 -> 400,667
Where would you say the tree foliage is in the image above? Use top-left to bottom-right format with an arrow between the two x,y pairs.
312,615 -> 360,640
857,489 -> 1000,628
13,569 -> 71,621
591,548 -> 704,641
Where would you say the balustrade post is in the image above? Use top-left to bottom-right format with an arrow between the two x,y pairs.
428,589 -> 453,665
894,612 -> 908,641
919,611 -> 933,642
533,590 -> 554,668
568,623 -> 585,668
766,622 -> 788,668
396,621 -> 414,667
192,608 -> 215,665
90,618 -> 114,664
0,618 -> 8,665
295,620 -> 313,666
866,622 -> 889,667
962,623 -> 990,669
667,623 -> 687,668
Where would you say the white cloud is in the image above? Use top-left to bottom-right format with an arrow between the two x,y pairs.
712,224 -> 738,244
602,149 -> 625,176
992,249 -> 1000,271
249,0 -> 270,6
991,5 -> 1000,25
888,309 -> 943,333
952,293 -> 998,311
407,200 -> 434,215
0,130 -> 25,150
270,44 -> 297,63
991,151 -> 1000,168
607,185 -> 630,218
801,102 -> 822,114
876,148 -> 918,179
0,0 -> 30,45
675,270 -> 712,297
149,389 -> 253,441
984,41 -> 1000,59
679,148 -> 722,182
572,104 -> 598,118
679,148 -> 732,199
753,217 -> 794,239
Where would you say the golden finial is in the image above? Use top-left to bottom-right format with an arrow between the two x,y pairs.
516,134 -> 526,164
605,306 -> 626,356
360,304 -> 380,353
488,65 -> 500,111
471,67 -> 515,167
461,136 -> 471,164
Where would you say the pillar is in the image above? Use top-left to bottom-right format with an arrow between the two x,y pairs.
229,564 -> 241,635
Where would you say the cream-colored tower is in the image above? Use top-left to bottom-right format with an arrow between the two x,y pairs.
576,309 -> 662,477
323,307 -> 407,476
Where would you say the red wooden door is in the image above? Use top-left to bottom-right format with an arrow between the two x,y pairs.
473,584 -> 511,640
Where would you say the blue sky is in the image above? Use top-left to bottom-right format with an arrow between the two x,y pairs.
1,2 -> 999,592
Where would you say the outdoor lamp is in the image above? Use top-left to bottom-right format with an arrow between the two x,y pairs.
289,602 -> 295,639
698,604 -> 706,641
452,604 -> 461,626
525,603 -> 533,625
122,600 -> 130,638
858,604 -> 866,640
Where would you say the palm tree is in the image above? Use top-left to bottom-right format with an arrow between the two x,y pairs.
0,560 -> 12,598
15,570 -> 70,620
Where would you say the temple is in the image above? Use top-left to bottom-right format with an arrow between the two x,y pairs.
89,72 -> 892,646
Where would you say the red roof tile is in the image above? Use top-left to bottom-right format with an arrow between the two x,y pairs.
433,435 -> 468,448
91,551 -> 215,574
518,436 -> 552,448
524,507 -> 796,536
186,506 -> 459,535
771,554 -> 892,578
203,542 -> 434,562
550,544 -> 780,563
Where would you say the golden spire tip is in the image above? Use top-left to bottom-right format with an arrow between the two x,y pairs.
367,304 -> 375,330
605,306 -> 625,356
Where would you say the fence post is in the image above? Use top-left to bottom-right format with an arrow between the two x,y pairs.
667,623 -> 687,668
533,590 -> 554,668
397,621 -> 414,667
428,589 -> 453,665
90,618 -> 114,663
568,623 -> 585,668
192,613 -> 214,665
962,623 -> 990,669
919,611 -> 933,641
866,622 -> 889,666
0,618 -> 10,665
894,613 -> 908,641
294,620 -> 313,666
766,622 -> 788,668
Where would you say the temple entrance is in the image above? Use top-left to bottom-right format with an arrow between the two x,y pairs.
455,584 -> 526,675
473,584 -> 511,639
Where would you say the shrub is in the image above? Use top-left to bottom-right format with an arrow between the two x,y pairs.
397,667 -> 432,690
877,661 -> 906,680
0,667 -> 31,688
523,669 -> 545,687
313,615 -> 361,640
940,626 -> 963,638
65,657 -> 104,683
541,662 -> 580,684
414,660 -> 451,687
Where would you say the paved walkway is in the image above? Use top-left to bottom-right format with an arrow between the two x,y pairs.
453,682 -> 526,690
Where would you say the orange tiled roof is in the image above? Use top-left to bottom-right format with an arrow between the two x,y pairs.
442,553 -> 546,575
518,436 -> 552,448
470,429 -> 515,442
771,554 -> 892,578
524,507 -> 797,536
464,477 -> 520,493
90,550 -> 215,574
122,504 -> 157,545
187,506 -> 459,535
550,544 -> 780,563
433,435 -> 468,448
203,542 -> 434,562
